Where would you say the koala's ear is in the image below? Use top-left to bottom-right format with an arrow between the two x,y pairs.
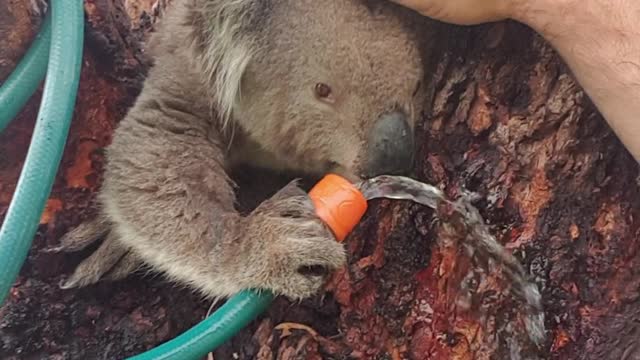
185,0 -> 268,125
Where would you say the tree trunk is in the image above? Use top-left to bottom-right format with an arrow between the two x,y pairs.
1,1 -> 638,359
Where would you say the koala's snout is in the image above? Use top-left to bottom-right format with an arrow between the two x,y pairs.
363,111 -> 414,178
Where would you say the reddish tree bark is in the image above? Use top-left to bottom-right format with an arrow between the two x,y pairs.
1,1 -> 639,359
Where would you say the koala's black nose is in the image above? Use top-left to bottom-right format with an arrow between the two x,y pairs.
364,111 -> 414,177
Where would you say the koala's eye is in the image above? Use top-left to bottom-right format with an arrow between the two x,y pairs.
314,83 -> 333,100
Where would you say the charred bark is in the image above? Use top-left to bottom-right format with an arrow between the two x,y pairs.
1,1 -> 639,359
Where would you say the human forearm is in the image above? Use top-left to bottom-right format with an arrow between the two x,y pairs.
390,0 -> 640,161
513,0 -> 640,161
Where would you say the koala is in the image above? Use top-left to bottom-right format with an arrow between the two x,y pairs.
54,0 -> 432,301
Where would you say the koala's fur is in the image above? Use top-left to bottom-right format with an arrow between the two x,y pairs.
56,0 -> 433,301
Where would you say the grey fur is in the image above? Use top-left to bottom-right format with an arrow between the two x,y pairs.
56,0 -> 433,300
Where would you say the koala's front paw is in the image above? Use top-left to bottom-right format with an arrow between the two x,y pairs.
240,181 -> 347,301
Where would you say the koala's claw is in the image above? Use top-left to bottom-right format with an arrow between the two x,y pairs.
29,0 -> 47,17
151,0 -> 171,18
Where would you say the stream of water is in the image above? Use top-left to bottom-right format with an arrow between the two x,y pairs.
357,175 -> 546,349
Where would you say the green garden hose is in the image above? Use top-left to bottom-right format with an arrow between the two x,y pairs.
128,290 -> 274,360
0,0 -> 84,304
0,8 -> 51,132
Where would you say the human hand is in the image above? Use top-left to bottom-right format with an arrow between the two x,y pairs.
389,0 -> 518,25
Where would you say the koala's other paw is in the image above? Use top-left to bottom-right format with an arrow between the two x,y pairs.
241,181 -> 347,301
45,218 -> 109,254
59,233 -> 142,289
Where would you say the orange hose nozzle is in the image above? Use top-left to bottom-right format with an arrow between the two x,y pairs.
309,174 -> 368,242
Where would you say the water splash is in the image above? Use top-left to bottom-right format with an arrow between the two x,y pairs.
357,175 -> 545,347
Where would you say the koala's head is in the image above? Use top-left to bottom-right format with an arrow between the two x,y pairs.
189,0 -> 432,179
